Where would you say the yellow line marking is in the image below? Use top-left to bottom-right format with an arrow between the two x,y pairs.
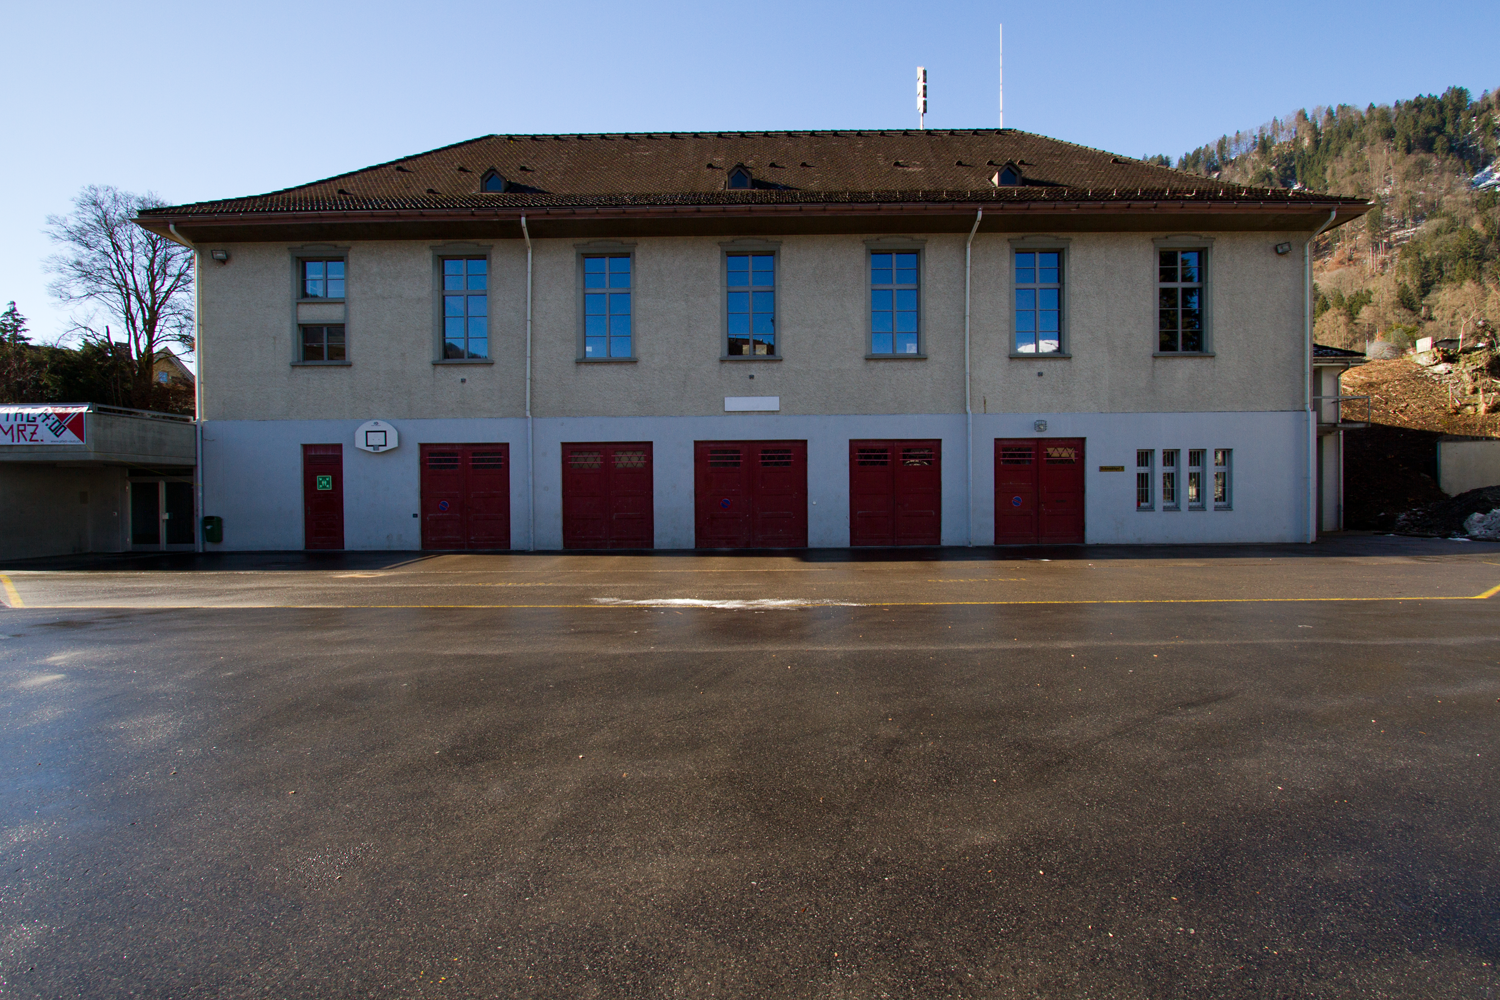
1474,582 -> 1500,600
0,575 -> 23,608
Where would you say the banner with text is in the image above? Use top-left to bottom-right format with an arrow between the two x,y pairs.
0,406 -> 88,445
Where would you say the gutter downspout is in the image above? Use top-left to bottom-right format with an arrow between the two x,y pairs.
521,214 -> 535,552
964,208 -> 983,547
1304,208 -> 1338,543
172,224 -> 205,555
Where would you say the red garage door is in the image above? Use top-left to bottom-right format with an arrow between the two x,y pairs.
302,444 -> 344,550
695,440 -> 807,548
995,438 -> 1085,544
850,439 -> 942,546
421,444 -> 511,550
561,442 -> 654,549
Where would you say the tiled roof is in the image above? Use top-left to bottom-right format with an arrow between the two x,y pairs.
1313,344 -> 1368,359
142,130 -> 1368,217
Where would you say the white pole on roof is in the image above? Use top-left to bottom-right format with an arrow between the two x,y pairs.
998,24 -> 1004,128
917,67 -> 927,130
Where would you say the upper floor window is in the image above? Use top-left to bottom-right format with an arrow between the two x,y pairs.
301,259 -> 345,299
583,255 -> 632,358
1014,250 -> 1062,354
300,324 -> 346,362
442,257 -> 488,359
727,167 -> 752,189
726,253 -> 775,356
870,251 -> 919,355
1158,249 -> 1205,352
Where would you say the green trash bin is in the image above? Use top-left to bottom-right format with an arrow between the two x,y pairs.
201,515 -> 223,544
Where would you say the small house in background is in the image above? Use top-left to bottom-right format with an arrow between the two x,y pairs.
153,348 -> 195,390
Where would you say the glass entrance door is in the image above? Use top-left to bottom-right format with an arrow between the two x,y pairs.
130,479 -> 196,550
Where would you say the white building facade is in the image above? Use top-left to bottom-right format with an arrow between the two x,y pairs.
137,130 -> 1367,551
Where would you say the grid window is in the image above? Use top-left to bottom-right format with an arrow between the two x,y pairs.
726,253 -> 775,356
300,324 -> 346,362
870,251 -> 919,355
1162,449 -> 1180,511
1136,449 -> 1154,510
442,258 -> 488,359
1014,251 -> 1062,354
1157,249 -> 1205,352
1214,449 -> 1232,509
583,255 -> 632,358
1187,449 -> 1206,510
301,259 -> 345,299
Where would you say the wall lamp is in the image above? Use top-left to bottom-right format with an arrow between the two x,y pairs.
210,249 -> 230,263
1274,242 -> 1293,255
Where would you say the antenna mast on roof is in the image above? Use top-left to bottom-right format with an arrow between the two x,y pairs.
998,24 -> 1004,128
917,66 -> 928,129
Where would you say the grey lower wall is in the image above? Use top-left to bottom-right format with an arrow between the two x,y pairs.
0,465 -> 128,560
201,410 -> 1309,550
1438,439 -> 1500,496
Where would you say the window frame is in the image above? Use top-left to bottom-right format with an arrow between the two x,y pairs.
1152,235 -> 1214,356
1213,448 -> 1233,510
1187,449 -> 1207,511
298,324 -> 347,363
1008,236 -> 1071,358
575,241 -> 638,363
720,239 -> 782,361
289,245 -> 351,367
1136,449 -> 1155,511
864,238 -> 926,359
431,243 -> 495,365
1161,448 -> 1180,511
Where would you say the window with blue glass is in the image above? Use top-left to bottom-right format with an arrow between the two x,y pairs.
726,253 -> 775,356
1014,250 -> 1062,354
301,259 -> 345,299
442,258 -> 487,359
583,255 -> 632,358
870,251 -> 919,355
1158,249 -> 1206,352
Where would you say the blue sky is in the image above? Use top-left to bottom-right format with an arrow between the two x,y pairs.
2,0 -> 1496,345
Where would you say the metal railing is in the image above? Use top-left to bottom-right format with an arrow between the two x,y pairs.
1312,394 -> 1370,428
44,403 -> 196,424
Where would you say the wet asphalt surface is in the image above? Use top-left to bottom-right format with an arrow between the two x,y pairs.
2,538 -> 1499,998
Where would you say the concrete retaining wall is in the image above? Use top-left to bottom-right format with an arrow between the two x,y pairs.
1439,438 -> 1500,496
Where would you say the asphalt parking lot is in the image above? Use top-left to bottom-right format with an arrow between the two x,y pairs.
2,537 -> 1499,998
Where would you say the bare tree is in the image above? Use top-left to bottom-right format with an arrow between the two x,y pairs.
44,185 -> 194,407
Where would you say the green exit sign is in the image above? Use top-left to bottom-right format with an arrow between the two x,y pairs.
316,475 -> 333,491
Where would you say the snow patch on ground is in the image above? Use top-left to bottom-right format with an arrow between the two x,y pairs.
1463,508 -> 1500,539
1473,162 -> 1500,191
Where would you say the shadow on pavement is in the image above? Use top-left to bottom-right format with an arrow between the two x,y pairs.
4,533 -> 1498,573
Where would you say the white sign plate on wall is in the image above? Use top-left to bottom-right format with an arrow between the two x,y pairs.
0,405 -> 87,445
355,419 -> 399,453
724,396 -> 780,412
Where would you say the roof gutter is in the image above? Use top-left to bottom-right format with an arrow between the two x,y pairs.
1304,208 -> 1338,543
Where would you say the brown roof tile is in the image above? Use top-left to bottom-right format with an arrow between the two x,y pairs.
142,129 -> 1368,217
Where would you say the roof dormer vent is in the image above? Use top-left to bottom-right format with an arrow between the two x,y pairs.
991,162 -> 1023,187
480,169 -> 506,193
727,166 -> 752,189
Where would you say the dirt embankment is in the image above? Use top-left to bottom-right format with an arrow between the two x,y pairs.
1340,357 -> 1500,531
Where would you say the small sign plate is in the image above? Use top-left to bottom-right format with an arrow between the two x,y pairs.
316,475 -> 333,491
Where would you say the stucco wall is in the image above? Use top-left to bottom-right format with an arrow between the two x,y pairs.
1438,439 -> 1500,496
200,410 -> 1306,551
0,465 -> 127,560
199,229 -> 1308,423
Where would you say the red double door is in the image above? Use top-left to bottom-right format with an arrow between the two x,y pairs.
302,444 -> 345,550
849,439 -> 941,546
420,443 -> 511,549
561,442 -> 654,549
694,440 -> 808,548
994,438 -> 1085,544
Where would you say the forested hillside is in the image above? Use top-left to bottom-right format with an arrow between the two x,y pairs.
1165,86 -> 1500,352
